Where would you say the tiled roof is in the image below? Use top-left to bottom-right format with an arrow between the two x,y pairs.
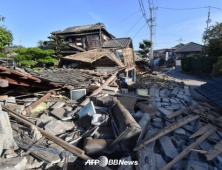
102,38 -> 132,48
25,68 -> 101,88
174,42 -> 203,53
63,49 -> 125,67
53,23 -> 105,34
197,76 -> 222,110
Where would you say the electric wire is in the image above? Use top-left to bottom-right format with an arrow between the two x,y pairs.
108,10 -> 140,28
124,15 -> 144,35
133,22 -> 147,38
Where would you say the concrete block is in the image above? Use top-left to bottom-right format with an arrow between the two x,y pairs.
174,128 -> 187,139
154,154 -> 166,170
171,136 -> 186,149
213,154 -> 222,169
172,160 -> 186,170
0,157 -> 27,170
0,110 -> 18,150
159,136 -> 178,162
51,102 -> 65,109
185,160 -> 208,170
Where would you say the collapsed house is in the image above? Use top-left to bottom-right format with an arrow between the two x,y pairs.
50,23 -> 135,72
0,65 -> 222,170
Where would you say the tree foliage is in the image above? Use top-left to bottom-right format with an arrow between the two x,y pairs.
46,35 -> 70,59
138,39 -> 152,56
0,16 -> 13,51
203,22 -> 222,56
14,47 -> 57,67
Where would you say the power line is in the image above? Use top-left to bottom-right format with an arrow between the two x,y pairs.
124,15 -> 144,35
158,6 -> 222,11
132,22 -> 147,38
158,25 -> 181,38
210,6 -> 222,11
108,10 -> 140,28
158,6 -> 208,10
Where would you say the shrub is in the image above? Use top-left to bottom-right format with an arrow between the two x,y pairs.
216,56 -> 222,74
181,56 -> 218,73
181,56 -> 192,72
19,60 -> 36,67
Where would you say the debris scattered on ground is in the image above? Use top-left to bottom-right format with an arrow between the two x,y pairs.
0,65 -> 222,170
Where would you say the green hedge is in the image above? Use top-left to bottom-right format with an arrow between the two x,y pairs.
216,56 -> 222,74
181,56 -> 218,73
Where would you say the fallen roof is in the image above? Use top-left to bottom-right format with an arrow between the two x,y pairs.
25,68 -> 101,88
197,76 -> 222,110
102,38 -> 132,48
63,50 -> 125,67
174,42 -> 203,53
0,66 -> 64,89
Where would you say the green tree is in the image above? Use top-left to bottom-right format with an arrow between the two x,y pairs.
138,39 -> 152,57
0,16 -> 13,52
203,22 -> 222,56
46,35 -> 70,59
37,40 -> 44,49
14,47 -> 57,67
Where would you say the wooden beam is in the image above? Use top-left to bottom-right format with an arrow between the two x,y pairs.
166,104 -> 198,119
2,106 -> 90,160
134,114 -> 200,151
162,124 -> 217,170
205,139 -> 222,161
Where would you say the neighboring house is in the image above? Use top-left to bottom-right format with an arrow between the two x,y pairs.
153,43 -> 185,58
51,23 -> 114,55
174,42 -> 203,58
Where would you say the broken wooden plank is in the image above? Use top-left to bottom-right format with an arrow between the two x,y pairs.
205,139 -> 222,161
189,124 -> 212,139
166,104 -> 198,119
133,114 -> 199,151
162,124 -> 217,170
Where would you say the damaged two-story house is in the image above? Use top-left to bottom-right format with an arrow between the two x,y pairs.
51,23 -> 135,70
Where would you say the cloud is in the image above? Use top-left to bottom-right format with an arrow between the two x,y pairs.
89,12 -> 102,22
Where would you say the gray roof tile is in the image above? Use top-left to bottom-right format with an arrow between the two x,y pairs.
102,38 -> 132,48
197,76 -> 222,110
174,42 -> 203,53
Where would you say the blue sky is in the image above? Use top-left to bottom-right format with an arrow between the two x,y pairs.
1,0 -> 222,50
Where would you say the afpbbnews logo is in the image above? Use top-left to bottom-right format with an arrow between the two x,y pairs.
85,156 -> 138,167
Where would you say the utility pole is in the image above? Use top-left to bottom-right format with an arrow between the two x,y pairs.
204,6 -> 211,56
149,6 -> 154,65
177,38 -> 185,44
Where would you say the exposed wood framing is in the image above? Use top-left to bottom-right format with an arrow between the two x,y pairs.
162,124 -> 217,170
134,114 -> 200,151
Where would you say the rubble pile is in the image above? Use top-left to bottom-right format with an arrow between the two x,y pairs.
1,67 -> 222,170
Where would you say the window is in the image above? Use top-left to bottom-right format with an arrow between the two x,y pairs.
68,38 -> 72,43
86,35 -> 99,41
